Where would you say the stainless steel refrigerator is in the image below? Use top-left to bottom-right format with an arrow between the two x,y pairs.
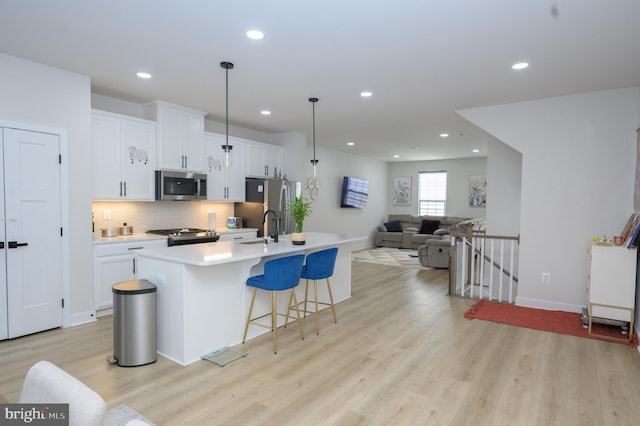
234,178 -> 302,238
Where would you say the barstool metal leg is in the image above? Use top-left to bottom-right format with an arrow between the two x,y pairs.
326,277 -> 337,323
291,289 -> 305,340
304,279 -> 310,317
243,287 -> 258,344
313,280 -> 320,334
272,291 -> 277,354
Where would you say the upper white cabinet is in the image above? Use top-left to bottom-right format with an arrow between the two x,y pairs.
245,141 -> 282,178
92,110 -> 156,200
144,101 -> 206,172
203,132 -> 246,201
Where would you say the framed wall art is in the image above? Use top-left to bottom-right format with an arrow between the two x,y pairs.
469,174 -> 487,207
392,176 -> 411,206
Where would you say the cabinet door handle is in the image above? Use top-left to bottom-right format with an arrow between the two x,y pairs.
184,155 -> 188,168
120,181 -> 123,197
123,181 -> 127,197
0,242 -> 4,249
8,241 -> 28,248
127,247 -> 144,250
132,258 -> 136,274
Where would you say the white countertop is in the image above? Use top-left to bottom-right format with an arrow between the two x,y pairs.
92,228 -> 258,245
92,233 -> 167,245
135,232 -> 366,266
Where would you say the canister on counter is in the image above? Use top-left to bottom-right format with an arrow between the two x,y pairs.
227,217 -> 236,229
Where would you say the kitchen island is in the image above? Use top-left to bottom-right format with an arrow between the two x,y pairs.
135,232 -> 366,365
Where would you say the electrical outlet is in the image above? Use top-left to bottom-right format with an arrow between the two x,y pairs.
541,272 -> 551,283
103,210 -> 111,220
156,273 -> 166,285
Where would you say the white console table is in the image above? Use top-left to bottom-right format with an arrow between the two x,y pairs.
586,243 -> 636,340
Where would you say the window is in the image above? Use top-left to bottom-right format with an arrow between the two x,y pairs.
418,171 -> 447,216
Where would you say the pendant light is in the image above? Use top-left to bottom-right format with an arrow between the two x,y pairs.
309,97 -> 319,176
304,97 -> 320,201
220,61 -> 234,167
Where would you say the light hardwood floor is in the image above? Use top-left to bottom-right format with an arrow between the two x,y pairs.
2,261 -> 640,425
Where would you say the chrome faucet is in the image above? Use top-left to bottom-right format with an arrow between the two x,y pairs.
262,209 -> 279,242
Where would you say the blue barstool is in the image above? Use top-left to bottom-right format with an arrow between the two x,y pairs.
242,254 -> 305,354
291,247 -> 338,335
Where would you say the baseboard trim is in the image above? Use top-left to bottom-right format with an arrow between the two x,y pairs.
515,296 -> 584,313
69,311 -> 98,327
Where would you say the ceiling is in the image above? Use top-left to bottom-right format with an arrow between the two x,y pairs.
1,1 -> 639,162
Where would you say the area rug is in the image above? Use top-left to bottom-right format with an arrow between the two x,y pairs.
351,247 -> 428,269
464,299 -> 638,347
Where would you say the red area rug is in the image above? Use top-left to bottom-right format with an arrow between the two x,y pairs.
464,299 -> 638,347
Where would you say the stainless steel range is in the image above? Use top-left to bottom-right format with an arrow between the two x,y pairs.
147,228 -> 219,246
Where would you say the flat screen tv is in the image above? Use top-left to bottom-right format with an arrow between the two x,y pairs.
340,176 -> 369,208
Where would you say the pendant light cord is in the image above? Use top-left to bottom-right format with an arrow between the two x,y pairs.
309,98 -> 319,174
220,62 -> 234,162
312,100 -> 316,162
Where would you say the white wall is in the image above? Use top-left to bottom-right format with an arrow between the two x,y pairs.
485,139 -> 522,236
302,145 -> 388,249
0,53 -> 93,324
459,87 -> 640,314
387,157 -> 487,220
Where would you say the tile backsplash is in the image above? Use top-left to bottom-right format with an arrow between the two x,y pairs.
92,201 -> 234,233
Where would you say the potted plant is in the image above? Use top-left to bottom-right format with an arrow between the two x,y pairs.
290,195 -> 312,245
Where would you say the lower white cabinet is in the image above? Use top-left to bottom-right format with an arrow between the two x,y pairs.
94,239 -> 166,314
217,229 -> 258,242
587,243 -> 637,322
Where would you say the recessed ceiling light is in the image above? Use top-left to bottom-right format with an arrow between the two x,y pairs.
473,149 -> 480,153
512,62 -> 529,70
260,110 -> 271,115
347,141 -> 355,146
393,154 -> 400,158
440,133 -> 449,138
412,146 -> 420,150
136,72 -> 151,79
360,91 -> 372,98
246,30 -> 264,40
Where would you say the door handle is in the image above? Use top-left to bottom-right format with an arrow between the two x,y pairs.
8,241 -> 28,248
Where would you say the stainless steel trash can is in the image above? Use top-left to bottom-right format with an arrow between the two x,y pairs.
112,279 -> 157,367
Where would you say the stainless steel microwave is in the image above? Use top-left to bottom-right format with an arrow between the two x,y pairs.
155,170 -> 207,201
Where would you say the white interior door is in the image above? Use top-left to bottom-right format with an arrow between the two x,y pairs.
4,128 -> 62,338
0,136 -> 6,340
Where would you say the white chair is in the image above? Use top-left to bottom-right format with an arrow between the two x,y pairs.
20,360 -> 106,426
19,360 -> 152,426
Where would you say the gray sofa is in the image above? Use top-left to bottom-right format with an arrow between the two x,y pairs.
374,214 -> 471,250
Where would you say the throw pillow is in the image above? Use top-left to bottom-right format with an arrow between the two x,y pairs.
419,219 -> 440,234
434,228 -> 448,235
384,221 -> 403,232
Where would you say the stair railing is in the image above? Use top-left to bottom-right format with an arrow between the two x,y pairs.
448,226 -> 520,303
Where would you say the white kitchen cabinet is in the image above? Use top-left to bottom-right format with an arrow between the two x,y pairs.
203,132 -> 246,201
217,229 -> 258,242
144,101 -> 206,171
94,238 -> 167,314
586,243 -> 637,324
92,110 -> 156,200
245,140 -> 282,178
